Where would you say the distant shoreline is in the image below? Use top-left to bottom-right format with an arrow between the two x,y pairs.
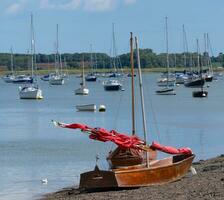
1,67 -> 224,76
40,155 -> 224,200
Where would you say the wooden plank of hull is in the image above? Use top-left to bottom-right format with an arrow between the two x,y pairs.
79,154 -> 195,190
115,155 -> 194,187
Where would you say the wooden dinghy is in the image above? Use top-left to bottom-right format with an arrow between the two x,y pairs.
79,154 -> 195,190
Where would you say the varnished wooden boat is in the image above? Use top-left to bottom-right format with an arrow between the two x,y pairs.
78,33 -> 195,191
79,154 -> 195,190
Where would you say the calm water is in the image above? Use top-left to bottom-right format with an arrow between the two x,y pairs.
0,73 -> 224,200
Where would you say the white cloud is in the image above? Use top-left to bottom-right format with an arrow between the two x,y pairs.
83,0 -> 116,12
5,0 -> 27,14
5,0 -> 137,15
40,0 -> 81,10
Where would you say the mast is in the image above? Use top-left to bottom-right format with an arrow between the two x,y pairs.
206,33 -> 213,75
56,24 -> 59,74
135,37 -> 147,141
196,39 -> 203,91
10,46 -> 14,74
203,33 -> 207,68
165,16 -> 169,86
182,24 -> 188,69
30,13 -> 34,77
82,55 -> 85,87
130,32 -> 135,135
135,36 -> 149,167
90,44 -> 93,73
112,23 -> 117,72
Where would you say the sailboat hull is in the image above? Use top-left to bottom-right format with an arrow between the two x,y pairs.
79,154 -> 195,190
156,88 -> 176,95
184,78 -> 205,87
19,86 -> 43,99
75,87 -> 89,95
192,91 -> 208,98
49,76 -> 64,85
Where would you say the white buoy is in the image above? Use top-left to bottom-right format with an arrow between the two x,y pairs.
99,105 -> 106,112
41,178 -> 48,184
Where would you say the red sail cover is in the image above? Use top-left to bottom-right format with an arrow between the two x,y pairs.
150,141 -> 193,155
53,121 -> 192,155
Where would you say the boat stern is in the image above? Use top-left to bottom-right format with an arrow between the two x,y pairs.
79,165 -> 118,191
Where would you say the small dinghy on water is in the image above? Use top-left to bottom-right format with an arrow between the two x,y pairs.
76,104 -> 96,112
156,87 -> 176,95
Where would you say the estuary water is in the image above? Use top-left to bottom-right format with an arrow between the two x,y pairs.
0,73 -> 224,200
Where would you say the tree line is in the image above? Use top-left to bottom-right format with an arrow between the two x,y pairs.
0,49 -> 223,71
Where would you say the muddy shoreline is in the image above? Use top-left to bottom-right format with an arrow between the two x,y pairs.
40,155 -> 224,200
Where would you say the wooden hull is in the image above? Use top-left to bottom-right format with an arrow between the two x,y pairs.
79,154 -> 195,190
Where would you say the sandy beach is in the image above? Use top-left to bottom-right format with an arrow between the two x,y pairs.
41,154 -> 224,200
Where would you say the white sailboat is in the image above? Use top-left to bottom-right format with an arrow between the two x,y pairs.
85,44 -> 97,82
156,17 -> 176,95
49,24 -> 64,85
75,58 -> 89,95
19,14 -> 43,100
103,23 -> 122,91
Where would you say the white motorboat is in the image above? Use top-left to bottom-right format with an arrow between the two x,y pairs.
49,74 -> 64,85
76,104 -> 96,112
2,74 -> 15,83
13,75 -> 33,84
157,77 -> 176,87
103,79 -> 122,91
19,85 -> 43,99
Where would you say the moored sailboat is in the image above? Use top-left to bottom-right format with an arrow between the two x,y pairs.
75,58 -> 89,95
103,23 -> 122,91
192,39 -> 208,98
19,14 -> 43,100
49,24 -> 64,85
156,17 -> 176,95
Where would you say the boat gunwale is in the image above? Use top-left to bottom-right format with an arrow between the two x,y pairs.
113,154 -> 195,174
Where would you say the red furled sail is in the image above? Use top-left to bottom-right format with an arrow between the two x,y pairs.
150,141 -> 193,155
52,121 -> 192,155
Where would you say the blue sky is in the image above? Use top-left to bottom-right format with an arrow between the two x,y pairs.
0,0 -> 223,55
